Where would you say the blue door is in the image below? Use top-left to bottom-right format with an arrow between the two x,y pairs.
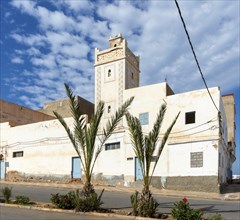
135,157 -> 143,180
72,157 -> 81,178
0,161 -> 5,179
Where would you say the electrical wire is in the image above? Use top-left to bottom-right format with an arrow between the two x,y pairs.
171,117 -> 217,134
168,126 -> 219,139
2,117 -> 218,148
174,0 -> 220,113
5,136 -> 69,148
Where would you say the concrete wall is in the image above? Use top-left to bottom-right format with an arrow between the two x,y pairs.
0,100 -> 55,127
1,118 -> 78,180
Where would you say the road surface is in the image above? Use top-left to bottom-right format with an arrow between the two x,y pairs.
1,183 -> 239,219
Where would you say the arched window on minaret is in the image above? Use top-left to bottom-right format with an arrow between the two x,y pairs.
107,105 -> 111,113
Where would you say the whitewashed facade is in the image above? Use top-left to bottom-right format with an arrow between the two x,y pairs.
0,35 -> 234,192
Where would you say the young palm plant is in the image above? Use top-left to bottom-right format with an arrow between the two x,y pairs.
54,84 -> 133,196
126,104 -> 180,217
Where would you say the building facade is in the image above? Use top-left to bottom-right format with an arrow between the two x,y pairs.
0,35 -> 236,193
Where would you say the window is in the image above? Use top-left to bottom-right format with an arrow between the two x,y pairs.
190,152 -> 203,168
185,111 -> 195,124
105,142 -> 120,151
131,72 -> 134,80
13,151 -> 23,158
139,112 -> 149,125
107,105 -> 111,113
108,69 -> 111,77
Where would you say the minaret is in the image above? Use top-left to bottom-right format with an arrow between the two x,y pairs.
94,34 -> 140,125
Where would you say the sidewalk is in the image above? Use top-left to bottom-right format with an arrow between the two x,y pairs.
1,180 -> 239,201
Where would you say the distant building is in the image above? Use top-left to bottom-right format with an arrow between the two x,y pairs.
222,94 -> 236,179
0,99 -> 55,127
38,96 -> 94,120
0,35 -> 236,193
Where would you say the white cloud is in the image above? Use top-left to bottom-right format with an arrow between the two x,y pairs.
37,6 -> 76,31
30,54 -> 56,69
5,0 -> 240,109
60,0 -> 94,13
11,1 -> 36,15
11,33 -> 46,46
11,57 -> 24,64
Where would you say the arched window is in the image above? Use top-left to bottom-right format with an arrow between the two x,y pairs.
114,44 -> 117,47
131,72 -> 134,80
108,69 -> 111,77
107,105 -> 111,113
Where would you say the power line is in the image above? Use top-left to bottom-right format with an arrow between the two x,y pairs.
171,117 -> 217,134
168,126 -> 219,139
3,118 -> 217,148
122,116 -> 217,135
174,0 -> 220,113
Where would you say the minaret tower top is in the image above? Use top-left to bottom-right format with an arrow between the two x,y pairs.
109,33 -> 126,48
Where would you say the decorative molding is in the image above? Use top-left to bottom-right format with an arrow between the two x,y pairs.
118,61 -> 124,126
97,48 -> 123,63
96,67 -> 101,104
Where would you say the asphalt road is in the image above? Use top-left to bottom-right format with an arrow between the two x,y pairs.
1,183 -> 240,220
0,206 -> 119,220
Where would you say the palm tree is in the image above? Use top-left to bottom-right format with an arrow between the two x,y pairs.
54,83 -> 133,195
126,104 -> 179,217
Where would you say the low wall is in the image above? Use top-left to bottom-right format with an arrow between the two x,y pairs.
151,176 -> 220,193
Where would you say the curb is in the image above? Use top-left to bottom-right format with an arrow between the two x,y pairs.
0,203 -> 166,220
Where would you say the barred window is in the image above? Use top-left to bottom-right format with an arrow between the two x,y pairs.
190,152 -> 203,168
105,142 -> 120,151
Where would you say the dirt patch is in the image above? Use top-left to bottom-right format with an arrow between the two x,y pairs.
6,171 -> 84,185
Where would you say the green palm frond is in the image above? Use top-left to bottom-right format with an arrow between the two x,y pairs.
103,97 -> 134,141
90,97 -> 134,177
64,83 -> 82,122
150,111 -> 180,183
64,83 -> 86,150
149,104 -> 166,147
53,111 -> 86,172
126,112 -> 145,177
56,83 -> 133,186
126,104 -> 180,190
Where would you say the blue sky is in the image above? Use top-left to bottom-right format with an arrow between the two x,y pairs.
0,1 -> 239,174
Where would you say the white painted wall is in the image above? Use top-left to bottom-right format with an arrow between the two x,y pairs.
1,85 -> 228,184
1,118 -> 79,178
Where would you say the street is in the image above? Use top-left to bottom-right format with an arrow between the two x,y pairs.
0,206 -> 120,220
1,183 -> 240,220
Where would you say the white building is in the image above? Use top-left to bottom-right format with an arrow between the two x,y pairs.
0,35 -> 236,193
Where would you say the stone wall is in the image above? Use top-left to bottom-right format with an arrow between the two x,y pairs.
151,176 -> 220,193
